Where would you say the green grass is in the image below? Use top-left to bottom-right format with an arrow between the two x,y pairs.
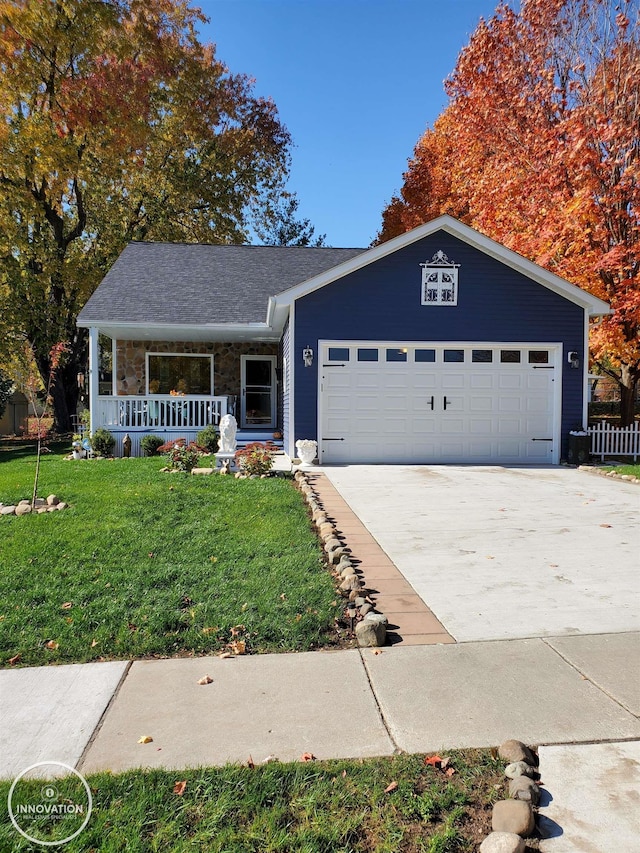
601,463 -> 640,478
0,446 -> 340,667
0,751 -> 504,852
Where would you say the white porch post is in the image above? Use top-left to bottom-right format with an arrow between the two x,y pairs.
88,327 -> 99,431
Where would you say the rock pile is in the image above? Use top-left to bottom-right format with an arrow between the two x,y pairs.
479,739 -> 541,852
294,470 -> 388,647
0,495 -> 68,517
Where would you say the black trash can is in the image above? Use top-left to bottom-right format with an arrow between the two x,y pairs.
567,433 -> 591,464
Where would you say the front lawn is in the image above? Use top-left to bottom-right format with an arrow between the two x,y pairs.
0,446 -> 339,667
0,751 -> 505,852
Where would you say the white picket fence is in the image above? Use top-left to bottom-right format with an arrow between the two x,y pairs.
588,422 -> 640,461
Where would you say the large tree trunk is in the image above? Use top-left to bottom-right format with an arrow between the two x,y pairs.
619,365 -> 639,427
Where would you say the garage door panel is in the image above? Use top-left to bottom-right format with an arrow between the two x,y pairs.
320,343 -> 558,464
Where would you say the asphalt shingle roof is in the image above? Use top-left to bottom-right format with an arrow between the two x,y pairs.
77,242 -> 365,326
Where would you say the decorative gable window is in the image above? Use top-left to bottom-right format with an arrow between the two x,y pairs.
420,251 -> 460,306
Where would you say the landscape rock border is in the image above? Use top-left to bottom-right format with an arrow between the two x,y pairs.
578,464 -> 640,484
294,470 -> 388,647
0,495 -> 68,517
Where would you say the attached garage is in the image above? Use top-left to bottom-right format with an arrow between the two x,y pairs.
281,216 -> 609,465
319,342 -> 561,464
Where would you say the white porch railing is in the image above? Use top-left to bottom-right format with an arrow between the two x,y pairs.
588,422 -> 640,461
95,395 -> 229,432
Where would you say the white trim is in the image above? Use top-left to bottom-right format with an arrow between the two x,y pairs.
88,327 -> 99,429
287,302 -> 297,459
275,216 -> 610,317
317,340 -> 563,465
111,338 -> 117,397
145,351 -> 214,396
240,354 -> 277,429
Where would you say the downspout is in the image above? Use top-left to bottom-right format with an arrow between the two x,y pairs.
88,327 -> 99,432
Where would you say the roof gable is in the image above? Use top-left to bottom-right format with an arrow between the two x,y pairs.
274,215 -> 610,317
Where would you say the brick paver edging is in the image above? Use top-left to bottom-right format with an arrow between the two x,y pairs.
306,473 -> 455,646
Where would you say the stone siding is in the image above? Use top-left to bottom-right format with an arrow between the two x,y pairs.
114,340 -> 279,399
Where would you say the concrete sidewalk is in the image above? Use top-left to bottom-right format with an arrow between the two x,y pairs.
1,634 -> 638,777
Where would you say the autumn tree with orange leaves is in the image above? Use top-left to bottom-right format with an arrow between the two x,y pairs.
0,0 -> 293,431
380,0 -> 639,424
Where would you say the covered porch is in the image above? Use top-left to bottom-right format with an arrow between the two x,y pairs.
85,326 -> 283,456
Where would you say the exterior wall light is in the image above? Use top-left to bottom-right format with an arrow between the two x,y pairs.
567,351 -> 580,369
303,346 -> 314,368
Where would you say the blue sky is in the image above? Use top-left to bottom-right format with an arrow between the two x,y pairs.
198,0 -> 506,247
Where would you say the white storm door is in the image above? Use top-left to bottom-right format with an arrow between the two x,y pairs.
241,355 -> 277,429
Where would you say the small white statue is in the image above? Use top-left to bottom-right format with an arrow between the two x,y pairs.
218,414 -> 238,454
296,439 -> 317,465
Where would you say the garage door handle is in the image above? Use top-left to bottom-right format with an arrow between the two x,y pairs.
428,396 -> 434,410
443,397 -> 451,410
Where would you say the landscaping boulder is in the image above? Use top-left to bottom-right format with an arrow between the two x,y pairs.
340,575 -> 362,594
46,495 -> 60,506
504,761 -> 535,779
0,505 -> 16,516
491,800 -> 534,836
508,776 -> 540,806
479,832 -> 525,853
355,617 -> 386,647
15,504 -> 32,516
498,740 -> 537,766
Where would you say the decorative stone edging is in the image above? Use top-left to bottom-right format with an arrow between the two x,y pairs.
294,470 -> 387,647
578,465 -> 640,484
0,495 -> 68,517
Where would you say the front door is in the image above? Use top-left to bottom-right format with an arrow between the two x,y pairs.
241,355 -> 277,429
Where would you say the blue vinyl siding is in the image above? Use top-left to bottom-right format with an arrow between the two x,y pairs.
293,232 -> 585,459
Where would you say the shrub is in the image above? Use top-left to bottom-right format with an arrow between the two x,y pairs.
235,441 -> 276,476
140,434 -> 164,456
163,441 -> 202,473
197,424 -> 219,453
91,427 -> 115,457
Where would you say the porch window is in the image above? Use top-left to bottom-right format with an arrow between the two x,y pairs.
147,354 -> 213,395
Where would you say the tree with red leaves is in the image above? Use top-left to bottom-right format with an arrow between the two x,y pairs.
379,0 -> 639,423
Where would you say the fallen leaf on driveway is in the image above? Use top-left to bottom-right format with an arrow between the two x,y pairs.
599,524 -> 612,528
247,756 -> 255,769
197,675 -> 213,685
173,780 -> 187,796
300,752 -> 316,762
138,735 -> 153,744
218,651 -> 232,659
384,781 -> 398,793
371,649 -> 383,655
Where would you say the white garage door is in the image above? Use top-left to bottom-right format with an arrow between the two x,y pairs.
319,342 -> 561,464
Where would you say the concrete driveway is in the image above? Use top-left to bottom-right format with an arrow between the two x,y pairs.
323,466 -> 640,642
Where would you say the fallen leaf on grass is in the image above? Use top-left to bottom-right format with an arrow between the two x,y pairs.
45,640 -> 59,650
61,602 -> 73,610
424,755 -> 442,767
445,767 -> 456,777
173,780 -> 187,796
197,675 -> 213,685
300,752 -> 316,762
8,654 -> 21,665
229,640 -> 246,655
91,639 -> 99,648
280,593 -> 287,601
384,781 -> 398,794
230,625 -> 245,636
138,735 -> 153,744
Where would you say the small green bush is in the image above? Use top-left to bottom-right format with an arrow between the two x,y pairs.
91,427 -> 115,457
197,424 -> 219,453
140,434 -> 164,456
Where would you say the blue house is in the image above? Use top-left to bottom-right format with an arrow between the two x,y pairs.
78,215 -> 609,463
